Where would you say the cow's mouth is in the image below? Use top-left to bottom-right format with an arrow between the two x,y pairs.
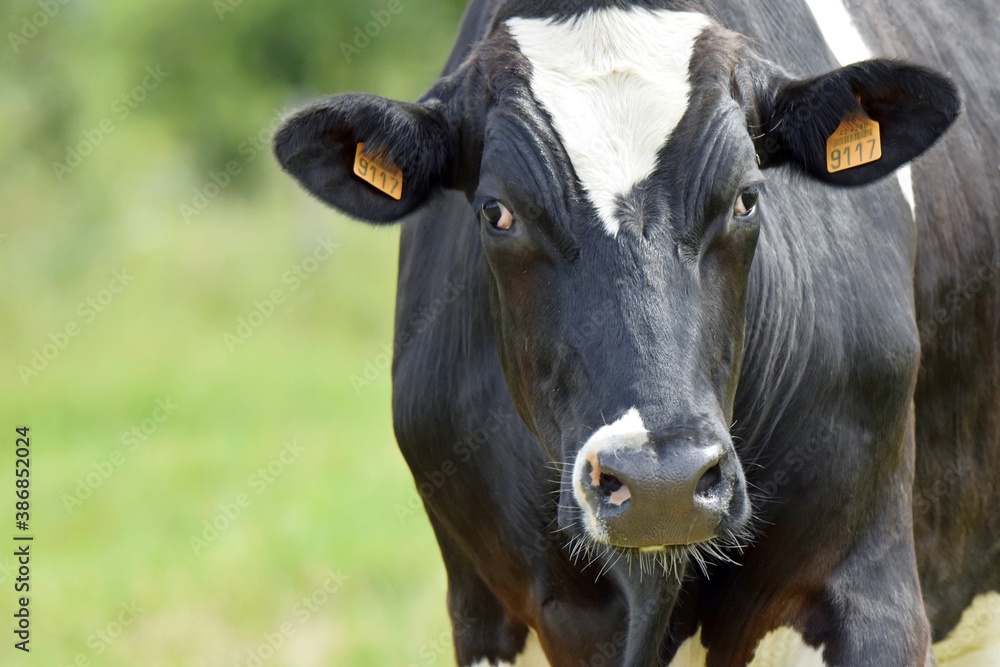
561,492 -> 753,581
561,444 -> 752,578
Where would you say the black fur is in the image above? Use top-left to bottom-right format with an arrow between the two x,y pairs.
274,93 -> 456,222
274,1 -> 996,665
760,60 -> 961,185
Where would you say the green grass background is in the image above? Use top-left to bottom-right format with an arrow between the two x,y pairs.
2,1 -> 470,664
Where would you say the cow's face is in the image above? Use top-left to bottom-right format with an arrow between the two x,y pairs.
470,12 -> 764,552
275,6 -> 958,558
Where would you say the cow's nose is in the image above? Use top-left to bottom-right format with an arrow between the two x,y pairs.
579,441 -> 733,547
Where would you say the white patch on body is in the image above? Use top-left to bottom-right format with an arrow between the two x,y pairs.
668,627 -> 709,666
667,591 -> 1000,667
468,592 -> 1000,667
468,630 -> 549,667
802,0 -> 916,220
933,591 -> 1000,666
668,625 -> 828,666
801,0 -> 870,65
895,164 -> 916,216
748,627 -> 827,666
507,9 -> 711,236
571,407 -> 648,542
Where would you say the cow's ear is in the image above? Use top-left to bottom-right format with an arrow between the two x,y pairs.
755,60 -> 960,186
274,94 -> 456,223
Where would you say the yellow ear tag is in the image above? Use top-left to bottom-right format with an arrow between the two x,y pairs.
353,143 -> 403,200
826,107 -> 882,173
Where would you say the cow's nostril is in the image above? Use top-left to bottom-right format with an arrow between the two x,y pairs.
695,463 -> 723,498
598,472 -> 631,506
599,472 -> 622,494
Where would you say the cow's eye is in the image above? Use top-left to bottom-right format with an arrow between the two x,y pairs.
481,200 -> 513,230
734,189 -> 759,217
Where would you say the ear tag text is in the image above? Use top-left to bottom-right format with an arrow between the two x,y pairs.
826,107 -> 882,173
353,143 -> 403,199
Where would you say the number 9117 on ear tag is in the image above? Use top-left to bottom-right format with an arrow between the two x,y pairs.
826,113 -> 882,173
353,143 -> 403,200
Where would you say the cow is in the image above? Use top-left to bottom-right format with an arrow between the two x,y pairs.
273,0 -> 1000,665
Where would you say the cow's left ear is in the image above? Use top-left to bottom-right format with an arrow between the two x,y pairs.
274,93 -> 457,223
755,60 -> 960,186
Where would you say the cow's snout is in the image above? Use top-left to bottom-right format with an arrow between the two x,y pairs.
572,409 -> 739,548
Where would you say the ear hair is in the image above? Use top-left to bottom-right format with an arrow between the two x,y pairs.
274,92 -> 458,223
748,59 -> 960,186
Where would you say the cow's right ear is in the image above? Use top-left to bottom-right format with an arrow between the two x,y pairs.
274,94 -> 456,223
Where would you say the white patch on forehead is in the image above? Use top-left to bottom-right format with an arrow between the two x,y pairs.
507,9 -> 711,236
468,630 -> 549,666
572,408 -> 648,542
933,591 -> 1000,666
585,408 -> 649,449
802,0 -> 916,220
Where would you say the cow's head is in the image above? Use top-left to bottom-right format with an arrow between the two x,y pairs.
275,7 -> 958,560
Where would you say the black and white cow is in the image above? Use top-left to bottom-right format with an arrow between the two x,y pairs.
274,0 -> 1000,664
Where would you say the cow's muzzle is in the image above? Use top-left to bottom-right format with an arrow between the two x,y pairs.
571,409 -> 742,548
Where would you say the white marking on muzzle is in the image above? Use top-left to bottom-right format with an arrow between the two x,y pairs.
572,408 -> 649,542
802,0 -> 917,220
507,9 -> 711,237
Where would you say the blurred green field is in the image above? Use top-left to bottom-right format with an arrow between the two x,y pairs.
1,1 -> 470,665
